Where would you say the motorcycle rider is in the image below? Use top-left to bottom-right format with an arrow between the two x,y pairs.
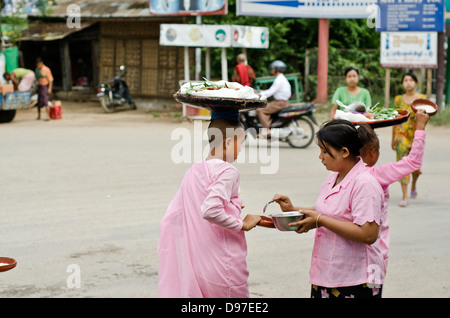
256,60 -> 291,137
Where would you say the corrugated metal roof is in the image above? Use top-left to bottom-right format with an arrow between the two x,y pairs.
18,21 -> 95,41
31,0 -> 150,19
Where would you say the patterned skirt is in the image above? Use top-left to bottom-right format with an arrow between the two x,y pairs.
311,284 -> 382,298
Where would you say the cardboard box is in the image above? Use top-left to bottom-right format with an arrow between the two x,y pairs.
1,84 -> 14,95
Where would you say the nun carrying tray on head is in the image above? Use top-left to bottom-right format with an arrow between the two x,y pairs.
158,108 -> 262,298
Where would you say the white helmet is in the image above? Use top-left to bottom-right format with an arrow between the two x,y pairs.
270,60 -> 287,73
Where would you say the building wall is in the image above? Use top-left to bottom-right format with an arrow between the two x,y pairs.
98,21 -> 193,98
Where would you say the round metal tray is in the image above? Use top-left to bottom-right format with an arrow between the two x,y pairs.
174,93 -> 267,111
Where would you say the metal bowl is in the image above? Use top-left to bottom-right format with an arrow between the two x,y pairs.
269,211 -> 304,231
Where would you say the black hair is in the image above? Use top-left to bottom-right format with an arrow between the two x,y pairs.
358,124 -> 379,157
344,66 -> 359,77
3,72 -> 10,79
401,72 -> 418,83
207,119 -> 244,145
36,57 -> 43,64
316,119 -> 366,158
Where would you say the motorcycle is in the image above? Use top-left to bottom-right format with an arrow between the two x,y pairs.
240,102 -> 318,148
97,65 -> 136,113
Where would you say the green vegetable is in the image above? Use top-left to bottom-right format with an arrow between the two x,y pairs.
366,102 -> 400,120
184,78 -> 226,95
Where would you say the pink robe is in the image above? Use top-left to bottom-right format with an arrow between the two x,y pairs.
158,159 -> 249,298
311,158 -> 385,287
365,130 -> 426,271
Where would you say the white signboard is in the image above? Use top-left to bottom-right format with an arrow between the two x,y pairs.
380,32 -> 437,69
237,0 -> 377,19
231,25 -> 269,48
160,24 -> 269,48
160,24 -> 230,47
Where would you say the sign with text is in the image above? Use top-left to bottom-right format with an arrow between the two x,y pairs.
236,0 -> 377,19
149,0 -> 227,15
160,24 -> 269,48
380,31 -> 437,68
376,0 -> 444,32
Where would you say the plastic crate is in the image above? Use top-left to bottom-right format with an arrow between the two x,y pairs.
2,92 -> 32,110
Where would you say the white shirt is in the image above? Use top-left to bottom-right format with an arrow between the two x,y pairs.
260,73 -> 291,101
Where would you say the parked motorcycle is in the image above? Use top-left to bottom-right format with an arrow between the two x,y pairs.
240,102 -> 318,148
97,65 -> 136,113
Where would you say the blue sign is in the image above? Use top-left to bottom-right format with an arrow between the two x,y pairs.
237,0 -> 377,19
376,0 -> 445,32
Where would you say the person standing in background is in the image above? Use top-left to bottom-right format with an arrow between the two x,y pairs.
232,53 -> 255,87
35,57 -> 53,120
329,66 -> 372,121
392,72 -> 425,207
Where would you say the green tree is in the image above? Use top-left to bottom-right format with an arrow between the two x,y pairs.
0,0 -> 55,44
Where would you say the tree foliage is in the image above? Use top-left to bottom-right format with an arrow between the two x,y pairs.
0,0 -> 55,44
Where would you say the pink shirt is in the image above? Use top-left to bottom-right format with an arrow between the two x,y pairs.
365,130 -> 426,271
158,159 -> 248,298
311,158 -> 385,287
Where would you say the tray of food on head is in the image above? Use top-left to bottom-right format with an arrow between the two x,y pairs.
174,79 -> 268,111
411,99 -> 438,116
333,100 -> 410,129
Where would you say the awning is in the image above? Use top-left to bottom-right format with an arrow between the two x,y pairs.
18,21 -> 95,41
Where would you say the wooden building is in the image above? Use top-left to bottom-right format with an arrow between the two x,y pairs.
19,0 -> 193,99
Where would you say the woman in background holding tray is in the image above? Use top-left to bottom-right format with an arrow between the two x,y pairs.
329,66 -> 372,121
392,72 -> 425,207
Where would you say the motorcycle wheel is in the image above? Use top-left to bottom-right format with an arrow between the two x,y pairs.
286,118 -> 315,148
99,94 -> 115,113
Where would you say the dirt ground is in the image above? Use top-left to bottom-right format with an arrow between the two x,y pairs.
0,101 -> 449,298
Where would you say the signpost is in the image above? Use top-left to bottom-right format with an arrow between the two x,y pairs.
237,0 -> 376,18
380,32 -> 438,69
376,0 -> 445,32
376,0 -> 445,108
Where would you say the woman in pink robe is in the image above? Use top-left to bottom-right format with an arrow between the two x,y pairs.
158,117 -> 261,298
359,109 -> 429,271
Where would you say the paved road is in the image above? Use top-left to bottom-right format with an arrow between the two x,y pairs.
0,102 -> 449,297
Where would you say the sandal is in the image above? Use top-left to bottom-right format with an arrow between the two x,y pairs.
410,190 -> 418,199
398,200 -> 408,207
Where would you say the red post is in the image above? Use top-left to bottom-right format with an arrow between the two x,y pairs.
315,19 -> 329,104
